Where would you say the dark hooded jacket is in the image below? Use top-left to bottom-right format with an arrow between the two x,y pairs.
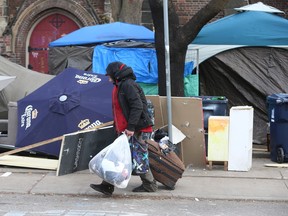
106,62 -> 153,132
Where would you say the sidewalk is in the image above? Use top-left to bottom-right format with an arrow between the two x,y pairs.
0,148 -> 288,201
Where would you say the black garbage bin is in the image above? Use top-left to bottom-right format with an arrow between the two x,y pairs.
197,96 -> 229,155
267,93 -> 288,163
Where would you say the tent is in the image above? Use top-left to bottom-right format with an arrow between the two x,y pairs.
188,9 -> 288,144
188,11 -> 288,65
48,22 -> 155,76
49,22 -> 154,47
234,2 -> 285,14
48,21 -> 198,95
0,56 -> 54,115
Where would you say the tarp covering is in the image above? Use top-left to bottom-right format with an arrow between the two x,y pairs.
192,11 -> 288,46
49,22 -> 154,47
138,74 -> 199,97
138,83 -> 158,95
0,56 -> 54,116
199,47 -> 288,144
92,41 -> 194,84
184,74 -> 199,96
92,45 -> 158,84
189,11 -> 288,66
48,46 -> 94,75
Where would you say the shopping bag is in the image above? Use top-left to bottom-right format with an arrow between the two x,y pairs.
130,136 -> 149,175
89,134 -> 132,188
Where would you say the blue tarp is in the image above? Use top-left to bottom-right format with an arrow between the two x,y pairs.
49,22 -> 154,47
92,45 -> 194,84
192,11 -> 288,46
92,45 -> 158,84
48,21 -> 195,85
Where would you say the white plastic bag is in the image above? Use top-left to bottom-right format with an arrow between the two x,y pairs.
89,134 -> 132,188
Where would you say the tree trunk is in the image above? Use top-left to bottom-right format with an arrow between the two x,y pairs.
110,0 -> 144,24
149,0 -> 230,96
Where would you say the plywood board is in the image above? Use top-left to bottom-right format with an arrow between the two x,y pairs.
0,155 -> 58,170
160,96 -> 206,168
57,126 -> 117,176
207,116 -> 229,162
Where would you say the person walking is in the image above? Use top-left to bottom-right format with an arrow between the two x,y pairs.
90,61 -> 158,195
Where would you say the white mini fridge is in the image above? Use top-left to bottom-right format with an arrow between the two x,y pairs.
228,106 -> 254,171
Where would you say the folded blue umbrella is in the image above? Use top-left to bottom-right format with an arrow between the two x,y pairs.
15,68 -> 113,157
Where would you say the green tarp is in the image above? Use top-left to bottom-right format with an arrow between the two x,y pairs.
138,74 -> 199,96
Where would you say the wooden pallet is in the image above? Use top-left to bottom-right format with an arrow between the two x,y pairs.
265,163 -> 288,168
208,160 -> 228,171
0,155 -> 58,170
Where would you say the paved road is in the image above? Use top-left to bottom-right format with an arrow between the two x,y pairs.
1,193 -> 288,216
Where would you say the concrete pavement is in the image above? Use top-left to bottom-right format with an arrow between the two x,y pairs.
0,148 -> 288,201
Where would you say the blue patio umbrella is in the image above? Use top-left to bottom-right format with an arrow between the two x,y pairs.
15,68 -> 113,157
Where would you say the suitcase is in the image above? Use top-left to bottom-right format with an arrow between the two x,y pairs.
146,139 -> 185,190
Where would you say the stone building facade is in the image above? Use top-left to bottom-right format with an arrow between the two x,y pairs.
0,0 -> 287,73
0,0 -> 107,71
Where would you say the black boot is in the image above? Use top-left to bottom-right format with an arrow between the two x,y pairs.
132,180 -> 158,192
90,183 -> 114,196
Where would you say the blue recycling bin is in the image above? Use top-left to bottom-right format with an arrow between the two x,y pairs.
267,93 -> 288,163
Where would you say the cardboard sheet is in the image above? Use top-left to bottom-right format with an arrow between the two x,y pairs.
147,96 -> 206,168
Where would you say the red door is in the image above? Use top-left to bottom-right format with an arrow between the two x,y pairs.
29,14 -> 79,73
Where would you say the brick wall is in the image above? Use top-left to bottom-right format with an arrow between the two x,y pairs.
1,0 -> 105,66
6,0 -> 22,20
172,0 -> 287,25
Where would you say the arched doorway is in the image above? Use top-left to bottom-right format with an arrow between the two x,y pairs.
28,13 -> 79,73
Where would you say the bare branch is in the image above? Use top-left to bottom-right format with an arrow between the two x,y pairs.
180,0 -> 230,46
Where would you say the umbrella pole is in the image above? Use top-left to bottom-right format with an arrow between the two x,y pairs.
0,121 -> 114,157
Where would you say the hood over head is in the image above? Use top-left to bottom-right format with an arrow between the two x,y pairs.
105,61 -> 136,82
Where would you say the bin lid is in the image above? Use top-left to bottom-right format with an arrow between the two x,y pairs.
197,96 -> 228,103
267,93 -> 288,104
